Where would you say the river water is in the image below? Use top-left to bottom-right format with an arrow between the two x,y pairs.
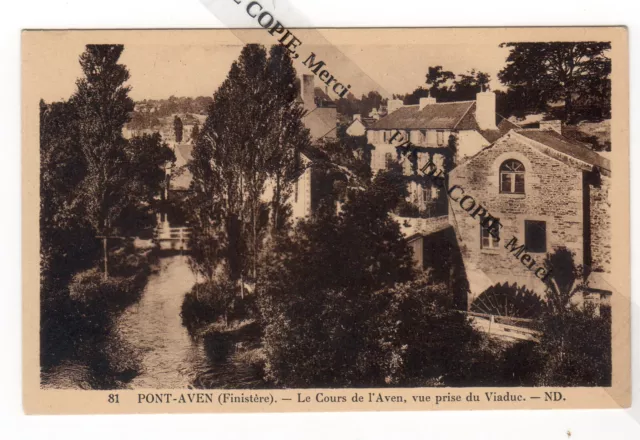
42,255 -> 216,389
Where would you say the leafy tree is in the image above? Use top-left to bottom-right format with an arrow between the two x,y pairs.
71,44 -> 135,279
189,44 -> 311,289
173,116 -> 183,142
502,247 -> 611,387
425,65 -> 455,99
404,67 -> 492,104
264,44 -> 311,233
119,132 -> 176,234
498,42 -> 611,122
257,170 -> 414,387
40,99 -> 99,289
453,69 -> 491,99
377,273 -> 488,386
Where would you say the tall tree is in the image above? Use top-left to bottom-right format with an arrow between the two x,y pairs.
498,42 -> 611,122
71,44 -> 135,279
264,44 -> 311,233
190,44 -> 310,288
173,116 -> 183,142
258,170 -> 415,387
40,100 -> 98,288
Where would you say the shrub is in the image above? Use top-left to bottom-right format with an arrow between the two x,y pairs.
180,277 -> 239,334
377,274 -> 487,386
68,268 -> 142,312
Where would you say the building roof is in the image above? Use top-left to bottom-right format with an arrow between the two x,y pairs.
370,101 -> 475,130
516,129 -> 611,173
479,116 -> 522,143
303,107 -> 338,141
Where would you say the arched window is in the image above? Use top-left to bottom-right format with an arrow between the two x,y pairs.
500,159 -> 525,194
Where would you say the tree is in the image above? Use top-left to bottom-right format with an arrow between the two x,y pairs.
40,99 -> 99,289
120,132 -> 176,234
71,45 -> 135,279
425,66 -> 455,99
173,116 -> 183,142
503,247 -> 612,387
257,170 -> 415,387
189,44 -> 310,290
264,44 -> 311,234
498,42 -> 611,122
453,69 -> 491,100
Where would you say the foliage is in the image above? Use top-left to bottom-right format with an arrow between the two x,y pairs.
120,132 -> 176,234
402,67 -> 492,105
40,100 -> 99,288
498,247 -> 611,387
180,276 -> 241,334
257,170 -> 415,387
498,42 -> 611,123
188,43 -> 311,285
71,45 -> 135,242
335,90 -> 386,121
376,274 -> 489,386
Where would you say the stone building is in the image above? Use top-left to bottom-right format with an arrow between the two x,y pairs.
447,124 -> 611,305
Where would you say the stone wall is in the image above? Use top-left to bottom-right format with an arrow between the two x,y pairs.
589,171 -> 612,273
449,132 -> 585,297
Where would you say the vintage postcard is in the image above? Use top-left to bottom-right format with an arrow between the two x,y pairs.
22,25 -> 629,414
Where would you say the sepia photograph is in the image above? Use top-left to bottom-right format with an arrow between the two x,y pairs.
21,26 -> 630,413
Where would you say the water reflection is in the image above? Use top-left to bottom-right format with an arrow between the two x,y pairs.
42,255 -> 209,389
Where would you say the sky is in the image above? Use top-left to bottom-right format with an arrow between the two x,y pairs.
35,30 -> 513,103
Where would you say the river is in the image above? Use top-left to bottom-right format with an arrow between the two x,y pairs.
41,255 -> 217,389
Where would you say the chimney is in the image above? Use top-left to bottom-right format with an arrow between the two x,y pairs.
419,96 -> 437,110
388,99 -> 404,114
353,114 -> 361,121
539,120 -> 563,134
475,91 -> 497,130
301,74 -> 315,111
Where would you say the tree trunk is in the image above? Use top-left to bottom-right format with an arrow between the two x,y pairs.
103,236 -> 109,280
564,93 -> 573,124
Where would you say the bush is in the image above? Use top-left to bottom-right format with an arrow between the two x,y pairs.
395,199 -> 420,217
68,268 -> 143,312
377,275 -> 488,387
180,277 -> 240,335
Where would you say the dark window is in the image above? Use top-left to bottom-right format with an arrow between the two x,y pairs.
385,152 -> 394,169
525,220 -> 546,253
500,159 -> 525,194
481,219 -> 500,249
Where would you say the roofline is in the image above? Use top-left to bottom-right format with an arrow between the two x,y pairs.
510,130 -> 600,172
452,101 -> 476,130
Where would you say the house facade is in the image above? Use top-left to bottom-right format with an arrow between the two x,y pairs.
447,126 -> 611,305
366,92 -> 517,215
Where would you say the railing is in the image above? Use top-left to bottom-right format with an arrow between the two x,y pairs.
154,226 -> 192,251
456,310 -> 542,343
